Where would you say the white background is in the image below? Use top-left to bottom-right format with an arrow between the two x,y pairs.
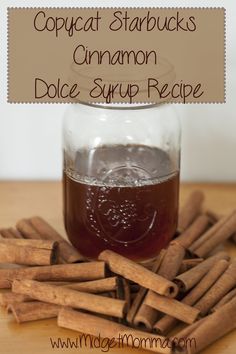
0,0 -> 235,181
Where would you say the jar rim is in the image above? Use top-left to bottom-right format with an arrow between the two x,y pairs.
74,101 -> 167,111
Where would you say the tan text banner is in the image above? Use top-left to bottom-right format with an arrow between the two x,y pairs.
8,8 -> 225,103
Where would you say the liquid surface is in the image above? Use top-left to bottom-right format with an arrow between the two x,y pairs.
63,145 -> 179,261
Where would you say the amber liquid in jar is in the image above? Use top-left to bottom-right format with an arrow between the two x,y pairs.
63,144 -> 179,261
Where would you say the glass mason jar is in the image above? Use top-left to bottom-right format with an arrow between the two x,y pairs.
63,103 -> 181,262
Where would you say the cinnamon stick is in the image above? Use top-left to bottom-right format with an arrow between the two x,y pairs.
211,287 -> 236,312
7,301 -> 60,323
16,219 -> 41,239
58,308 -> 172,354
14,277 -> 118,294
126,251 -> 165,328
133,304 -> 161,330
126,250 -> 166,326
157,242 -> 186,280
0,239 -> 58,265
28,216 -> 84,263
194,260 -> 236,315
179,259 -> 204,274
177,297 -> 236,354
0,228 -> 22,239
0,292 -> 31,306
193,210 -> 236,257
0,238 -> 56,248
175,214 -> 210,249
12,279 -> 126,318
118,278 -> 131,312
177,190 -> 204,233
126,286 -> 148,325
144,291 -> 200,324
63,277 -> 118,293
174,251 -> 229,292
182,259 -> 229,305
45,278 -> 118,294
98,250 -> 178,298
154,314 -> 178,336
133,251 -> 167,329
171,317 -> 206,347
0,262 -> 105,288
205,210 -> 221,223
133,243 -> 184,329
154,259 -> 229,334
189,212 -> 234,253
16,217 -> 83,263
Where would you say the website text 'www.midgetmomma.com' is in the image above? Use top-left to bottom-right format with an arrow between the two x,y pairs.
50,333 -> 196,352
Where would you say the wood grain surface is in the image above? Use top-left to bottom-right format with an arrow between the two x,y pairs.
0,182 -> 236,354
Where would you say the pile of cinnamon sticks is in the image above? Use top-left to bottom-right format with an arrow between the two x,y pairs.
0,191 -> 236,354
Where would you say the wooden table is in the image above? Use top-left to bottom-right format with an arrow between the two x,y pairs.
0,182 -> 235,354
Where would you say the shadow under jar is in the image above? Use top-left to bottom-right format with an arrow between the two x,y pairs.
63,103 -> 181,262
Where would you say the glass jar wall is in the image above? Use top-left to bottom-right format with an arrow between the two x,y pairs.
63,103 -> 181,261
